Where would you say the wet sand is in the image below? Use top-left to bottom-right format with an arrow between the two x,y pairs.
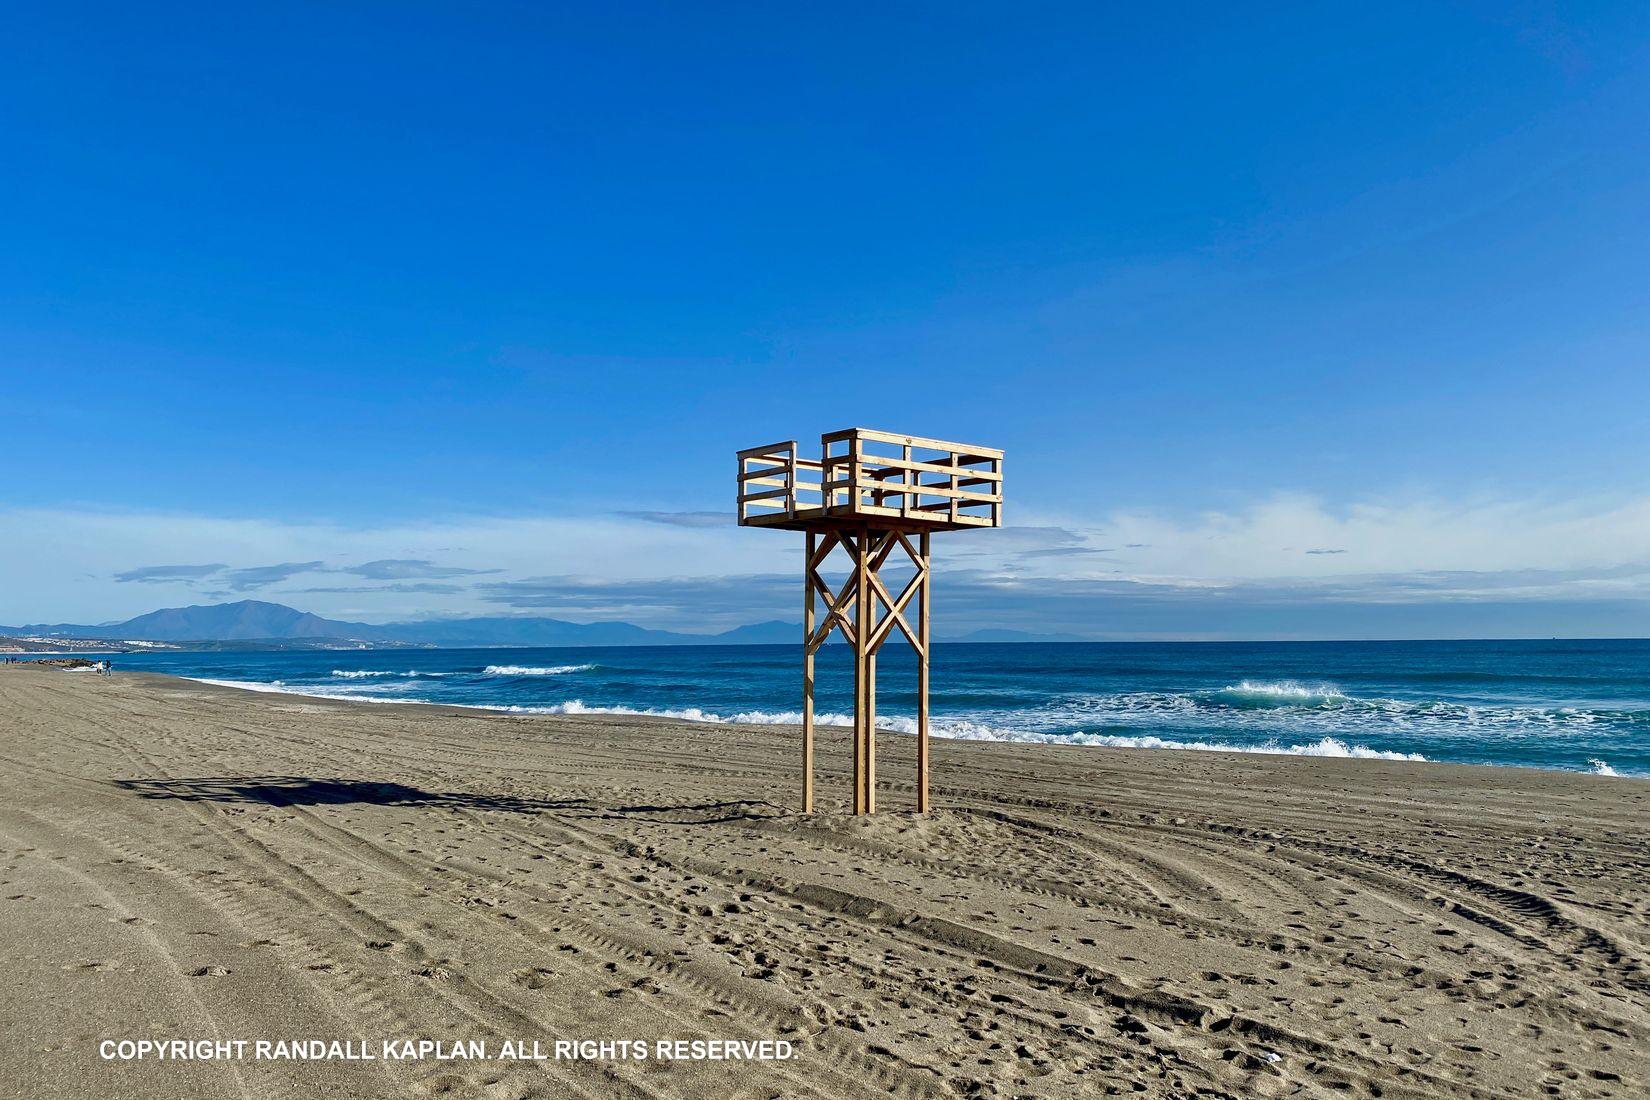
1,664 -> 1647,1099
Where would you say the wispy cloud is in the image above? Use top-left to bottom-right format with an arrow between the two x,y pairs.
1019,546 -> 1115,559
8,492 -> 1650,638
295,582 -> 469,595
474,573 -> 793,630
341,559 -> 500,580
222,561 -> 326,591
112,563 -> 227,583
950,526 -> 1089,558
118,560 -> 328,592
619,510 -> 735,528
936,562 -> 1650,639
0,509 -> 787,625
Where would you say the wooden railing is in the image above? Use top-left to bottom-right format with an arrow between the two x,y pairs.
739,430 -> 1002,527
822,429 -> 1002,526
737,440 -> 819,522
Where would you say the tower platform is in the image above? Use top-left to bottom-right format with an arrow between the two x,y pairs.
735,427 -> 1003,815
737,428 -> 1002,534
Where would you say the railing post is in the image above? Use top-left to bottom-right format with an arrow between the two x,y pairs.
992,456 -> 1001,526
849,432 -> 862,512
823,439 -> 837,512
948,445 -> 959,524
901,442 -> 911,519
786,440 -> 797,516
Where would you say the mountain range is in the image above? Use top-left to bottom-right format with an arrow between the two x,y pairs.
0,600 -> 797,648
0,600 -> 1086,648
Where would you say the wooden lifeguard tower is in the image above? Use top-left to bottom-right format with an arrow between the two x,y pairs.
736,428 -> 1003,815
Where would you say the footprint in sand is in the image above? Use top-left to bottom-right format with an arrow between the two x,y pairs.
511,967 -> 555,990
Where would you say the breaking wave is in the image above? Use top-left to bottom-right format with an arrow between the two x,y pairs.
506,701 -> 1427,761
484,664 -> 597,677
183,682 -> 1423,762
174,647 -> 1650,778
1059,683 -> 1644,735
189,677 -> 429,705
1213,680 -> 1349,706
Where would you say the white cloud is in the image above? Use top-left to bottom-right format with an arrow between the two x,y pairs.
3,492 -> 1648,634
0,508 -> 791,625
1013,493 -> 1650,587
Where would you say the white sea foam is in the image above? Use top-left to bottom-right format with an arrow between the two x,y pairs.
210,667 -> 1650,772
182,679 -> 1427,762
190,677 -> 428,705
511,699 -> 859,726
1216,679 -> 1348,702
505,700 -> 1428,761
1064,733 -> 1423,761
1059,686 -> 1616,736
340,680 -> 420,694
484,664 -> 596,677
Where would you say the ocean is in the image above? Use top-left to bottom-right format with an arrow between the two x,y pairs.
74,639 -> 1650,778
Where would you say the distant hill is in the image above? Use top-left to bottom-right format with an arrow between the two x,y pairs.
381,614 -> 798,648
0,600 -> 1082,649
710,620 -> 797,645
0,600 -> 800,648
119,600 -> 386,641
1,600 -> 388,643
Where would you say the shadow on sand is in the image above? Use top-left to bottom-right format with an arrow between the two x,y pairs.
112,775 -> 779,825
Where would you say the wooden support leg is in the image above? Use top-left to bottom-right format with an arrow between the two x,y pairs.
918,531 -> 931,814
852,642 -> 866,815
802,531 -> 816,814
865,650 -> 876,815
852,527 -> 871,815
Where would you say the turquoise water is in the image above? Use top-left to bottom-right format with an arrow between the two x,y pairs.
87,639 -> 1650,778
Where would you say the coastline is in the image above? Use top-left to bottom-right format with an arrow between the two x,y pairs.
174,668 -> 1639,778
3,664 -> 1646,1098
27,636 -> 1649,778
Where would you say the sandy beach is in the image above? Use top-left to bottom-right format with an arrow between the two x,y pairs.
1,665 -> 1646,1099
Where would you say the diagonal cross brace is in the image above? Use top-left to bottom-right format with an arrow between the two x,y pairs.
807,532 -> 859,653
868,567 -> 925,655
867,533 -> 928,655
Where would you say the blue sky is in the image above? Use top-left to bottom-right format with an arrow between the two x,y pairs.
4,3 -> 1650,637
